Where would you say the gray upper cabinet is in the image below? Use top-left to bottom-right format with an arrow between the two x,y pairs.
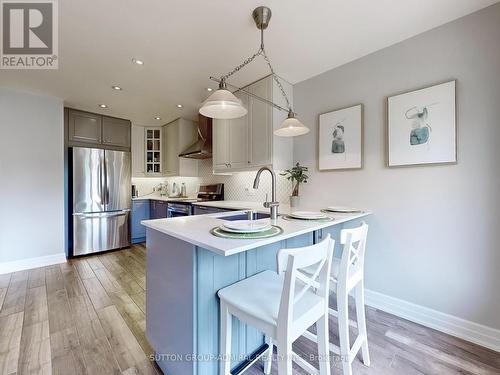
66,108 -> 131,151
68,109 -> 102,145
102,116 -> 131,149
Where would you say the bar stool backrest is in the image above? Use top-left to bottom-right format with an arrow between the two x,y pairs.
338,222 -> 369,288
276,235 -> 335,338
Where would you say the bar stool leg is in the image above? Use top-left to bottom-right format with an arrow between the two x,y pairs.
337,290 -> 352,375
277,335 -> 292,375
317,314 -> 331,375
355,282 -> 370,366
263,335 -> 273,375
220,301 -> 232,375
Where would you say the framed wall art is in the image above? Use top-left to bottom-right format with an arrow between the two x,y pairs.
318,104 -> 363,171
387,80 -> 457,167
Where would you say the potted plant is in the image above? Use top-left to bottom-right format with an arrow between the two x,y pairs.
281,163 -> 309,207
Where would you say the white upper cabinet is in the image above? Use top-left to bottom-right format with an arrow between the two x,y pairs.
212,75 -> 293,173
163,121 -> 178,175
131,119 -> 198,178
145,127 -> 162,175
163,118 -> 198,177
248,77 -> 272,167
229,90 -> 250,169
132,125 -> 146,177
213,119 -> 230,170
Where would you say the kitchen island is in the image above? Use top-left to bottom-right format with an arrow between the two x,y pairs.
142,209 -> 370,375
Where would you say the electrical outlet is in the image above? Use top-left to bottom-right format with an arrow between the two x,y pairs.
245,186 -> 256,196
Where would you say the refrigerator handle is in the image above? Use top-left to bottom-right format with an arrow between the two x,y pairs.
103,155 -> 109,206
98,158 -> 104,205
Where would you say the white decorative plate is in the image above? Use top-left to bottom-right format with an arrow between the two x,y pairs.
325,206 -> 361,213
289,211 -> 328,220
221,220 -> 272,233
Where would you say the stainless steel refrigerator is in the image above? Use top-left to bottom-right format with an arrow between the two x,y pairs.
72,147 -> 131,256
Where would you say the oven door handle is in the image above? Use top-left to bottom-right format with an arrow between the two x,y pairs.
167,206 -> 192,216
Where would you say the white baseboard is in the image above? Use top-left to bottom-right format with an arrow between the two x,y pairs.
365,289 -> 500,353
0,253 -> 67,275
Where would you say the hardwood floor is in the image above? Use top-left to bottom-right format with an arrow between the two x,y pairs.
0,245 -> 158,375
0,244 -> 499,375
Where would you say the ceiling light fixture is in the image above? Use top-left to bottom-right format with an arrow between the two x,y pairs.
132,58 -> 144,65
98,104 -> 108,108
206,88 -> 213,92
199,6 -> 309,137
176,104 -> 183,108
111,85 -> 122,91
274,110 -> 310,137
154,116 -> 161,120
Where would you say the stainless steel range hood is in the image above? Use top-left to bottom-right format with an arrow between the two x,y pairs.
179,115 -> 213,159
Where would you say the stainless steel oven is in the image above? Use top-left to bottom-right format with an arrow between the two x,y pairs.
167,203 -> 192,217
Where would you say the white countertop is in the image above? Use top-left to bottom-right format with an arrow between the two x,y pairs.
132,194 -> 197,202
133,198 -> 294,215
192,200 -> 295,215
141,209 -> 371,257
134,198 -> 325,217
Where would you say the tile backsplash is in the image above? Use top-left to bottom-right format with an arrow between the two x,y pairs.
132,160 -> 292,203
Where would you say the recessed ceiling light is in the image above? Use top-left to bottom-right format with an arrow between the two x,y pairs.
132,58 -> 144,65
111,85 -> 122,91
154,116 -> 161,120
98,104 -> 108,108
206,88 -> 213,92
176,104 -> 183,108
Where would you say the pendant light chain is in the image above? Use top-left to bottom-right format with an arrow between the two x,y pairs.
220,49 -> 262,81
219,26 -> 292,112
261,49 -> 292,111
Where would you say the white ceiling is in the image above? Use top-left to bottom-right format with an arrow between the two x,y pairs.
0,0 -> 497,125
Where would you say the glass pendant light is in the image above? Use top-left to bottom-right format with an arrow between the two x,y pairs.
201,6 -> 309,136
199,78 -> 248,119
274,110 -> 310,137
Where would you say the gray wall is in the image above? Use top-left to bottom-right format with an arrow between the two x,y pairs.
293,4 -> 500,329
0,88 -> 65,263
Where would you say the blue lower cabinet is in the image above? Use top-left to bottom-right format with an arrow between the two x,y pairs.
146,230 -> 315,375
131,200 -> 150,244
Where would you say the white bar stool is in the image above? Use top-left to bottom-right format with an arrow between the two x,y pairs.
218,235 -> 335,375
300,222 -> 370,375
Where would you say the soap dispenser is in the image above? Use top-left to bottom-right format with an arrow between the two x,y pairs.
171,182 -> 179,197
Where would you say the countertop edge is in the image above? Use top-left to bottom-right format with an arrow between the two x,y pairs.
141,211 -> 371,256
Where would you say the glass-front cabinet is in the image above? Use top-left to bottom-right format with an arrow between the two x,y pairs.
145,127 -> 162,174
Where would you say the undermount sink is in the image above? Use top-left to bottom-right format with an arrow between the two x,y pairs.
220,212 -> 271,221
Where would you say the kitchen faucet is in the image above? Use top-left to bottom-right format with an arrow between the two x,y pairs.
253,166 -> 279,221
